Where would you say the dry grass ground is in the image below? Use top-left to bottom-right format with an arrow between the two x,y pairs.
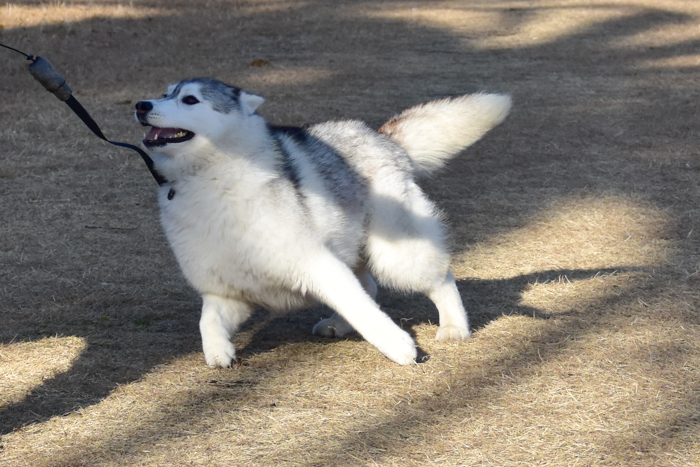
1,0 -> 700,465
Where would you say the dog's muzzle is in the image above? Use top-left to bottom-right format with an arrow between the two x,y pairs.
135,100 -> 195,148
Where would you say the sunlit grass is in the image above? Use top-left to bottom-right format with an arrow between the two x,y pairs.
0,336 -> 87,409
0,3 -> 169,29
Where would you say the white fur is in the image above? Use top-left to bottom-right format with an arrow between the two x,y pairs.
136,81 -> 510,367
380,93 -> 512,177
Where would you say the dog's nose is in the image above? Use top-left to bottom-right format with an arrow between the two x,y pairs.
135,101 -> 153,116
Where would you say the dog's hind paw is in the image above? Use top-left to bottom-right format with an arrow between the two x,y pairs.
312,314 -> 355,338
435,325 -> 471,341
203,338 -> 236,368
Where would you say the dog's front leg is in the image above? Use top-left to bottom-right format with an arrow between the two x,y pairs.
199,294 -> 253,368
312,263 -> 376,338
305,253 -> 417,365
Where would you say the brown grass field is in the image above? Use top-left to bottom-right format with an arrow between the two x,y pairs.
2,0 -> 700,465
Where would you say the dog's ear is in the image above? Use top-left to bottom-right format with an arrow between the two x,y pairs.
239,91 -> 265,115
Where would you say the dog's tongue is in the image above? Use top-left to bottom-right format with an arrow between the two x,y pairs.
146,127 -> 181,140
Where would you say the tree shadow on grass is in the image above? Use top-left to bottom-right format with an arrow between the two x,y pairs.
295,272 -> 700,467
0,266 -> 630,436
236,267 -> 633,358
2,264 -> 668,466
0,300 -> 202,436
1,0 -> 699,463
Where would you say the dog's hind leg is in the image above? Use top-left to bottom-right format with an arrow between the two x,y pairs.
312,263 -> 376,338
305,252 -> 416,364
200,294 -> 253,368
312,312 -> 353,337
428,270 -> 470,340
364,182 -> 470,341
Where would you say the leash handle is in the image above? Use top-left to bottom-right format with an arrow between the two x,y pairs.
28,56 -> 73,102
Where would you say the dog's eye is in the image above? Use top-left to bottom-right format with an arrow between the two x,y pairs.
182,96 -> 200,105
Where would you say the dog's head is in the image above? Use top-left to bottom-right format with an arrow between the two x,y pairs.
135,78 -> 265,154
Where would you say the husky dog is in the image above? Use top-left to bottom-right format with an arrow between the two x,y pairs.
135,79 -> 511,367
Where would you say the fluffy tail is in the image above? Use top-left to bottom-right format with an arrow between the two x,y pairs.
379,93 -> 512,177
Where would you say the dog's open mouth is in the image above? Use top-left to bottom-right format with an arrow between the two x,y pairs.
143,126 -> 195,148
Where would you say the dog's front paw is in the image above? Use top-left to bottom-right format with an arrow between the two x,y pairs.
375,327 -> 418,365
435,325 -> 471,341
202,338 -> 236,368
312,315 -> 355,338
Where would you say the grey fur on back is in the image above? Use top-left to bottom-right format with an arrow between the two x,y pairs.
269,123 -> 371,214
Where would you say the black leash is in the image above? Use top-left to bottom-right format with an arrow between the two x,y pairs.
1,43 -> 168,187
63,96 -> 168,186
